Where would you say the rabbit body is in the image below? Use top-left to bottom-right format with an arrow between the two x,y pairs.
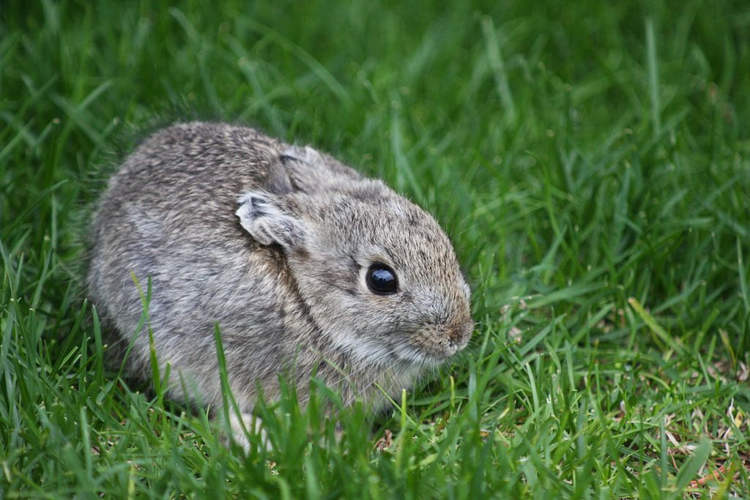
88,122 -> 473,422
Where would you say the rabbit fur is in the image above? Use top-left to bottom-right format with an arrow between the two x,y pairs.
87,122 -> 473,446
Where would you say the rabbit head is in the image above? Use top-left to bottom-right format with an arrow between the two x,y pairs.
236,178 -> 473,371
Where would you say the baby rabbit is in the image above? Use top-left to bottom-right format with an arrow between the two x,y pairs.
87,122 -> 473,448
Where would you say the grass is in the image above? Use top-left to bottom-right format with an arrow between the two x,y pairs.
2,0 -> 750,497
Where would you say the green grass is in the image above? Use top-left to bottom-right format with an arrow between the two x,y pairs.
2,0 -> 750,497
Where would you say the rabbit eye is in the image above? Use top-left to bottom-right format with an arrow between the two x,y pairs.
366,263 -> 398,295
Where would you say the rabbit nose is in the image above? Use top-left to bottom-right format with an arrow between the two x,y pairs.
448,320 -> 474,349
447,321 -> 473,349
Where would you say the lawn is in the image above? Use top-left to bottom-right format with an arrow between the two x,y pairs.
2,0 -> 750,497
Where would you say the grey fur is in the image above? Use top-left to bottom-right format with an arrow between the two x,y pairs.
88,122 -> 473,437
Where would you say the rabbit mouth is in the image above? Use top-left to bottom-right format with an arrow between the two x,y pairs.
391,340 -> 464,368
326,327 -> 468,368
391,322 -> 472,366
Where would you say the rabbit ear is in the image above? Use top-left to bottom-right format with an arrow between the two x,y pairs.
280,145 -> 323,166
235,191 -> 305,249
279,146 -> 326,193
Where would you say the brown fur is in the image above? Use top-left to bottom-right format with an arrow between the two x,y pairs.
87,122 -> 473,445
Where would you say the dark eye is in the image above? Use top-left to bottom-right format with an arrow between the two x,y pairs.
366,263 -> 398,295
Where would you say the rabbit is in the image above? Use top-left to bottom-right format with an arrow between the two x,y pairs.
87,121 -> 473,449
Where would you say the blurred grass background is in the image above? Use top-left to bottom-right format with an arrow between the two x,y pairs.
1,0 -> 749,497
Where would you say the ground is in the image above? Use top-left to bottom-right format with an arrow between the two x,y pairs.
1,0 -> 749,497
